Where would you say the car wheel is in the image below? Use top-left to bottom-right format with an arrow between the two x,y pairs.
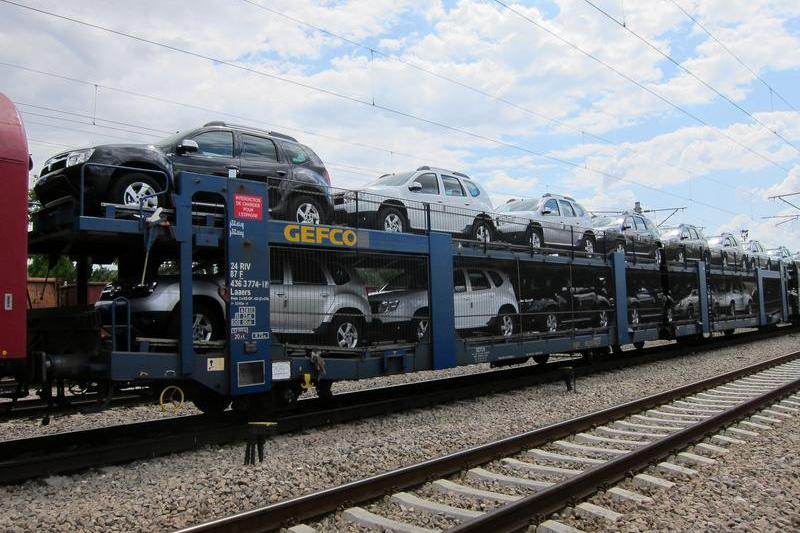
582,235 -> 596,257
615,241 -> 626,256
629,306 -> 640,326
665,306 -> 673,323
192,301 -> 223,342
703,250 -> 711,264
729,301 -> 736,317
688,305 -> 695,320
472,219 -> 493,243
545,311 -> 558,333
291,194 -> 324,225
676,250 -> 685,263
654,246 -> 663,265
109,172 -> 162,208
377,206 -> 406,233
329,314 -> 363,348
496,308 -> 515,337
597,308 -> 609,328
528,227 -> 543,250
721,253 -> 728,268
746,301 -> 753,315
414,315 -> 430,342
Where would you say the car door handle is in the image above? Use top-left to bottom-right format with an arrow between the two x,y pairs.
275,170 -> 288,176
320,293 -> 329,297
275,292 -> 286,296
226,165 -> 239,170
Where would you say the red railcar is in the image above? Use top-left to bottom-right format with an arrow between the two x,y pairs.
0,93 -> 30,372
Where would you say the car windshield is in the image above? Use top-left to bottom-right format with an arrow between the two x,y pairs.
366,171 -> 415,187
496,199 -> 540,212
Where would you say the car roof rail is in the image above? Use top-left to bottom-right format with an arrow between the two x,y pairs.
416,165 -> 431,171
453,171 -> 470,179
203,121 -> 299,142
267,130 -> 299,142
203,121 -> 227,127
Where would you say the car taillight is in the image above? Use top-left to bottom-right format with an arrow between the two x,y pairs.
323,168 -> 332,185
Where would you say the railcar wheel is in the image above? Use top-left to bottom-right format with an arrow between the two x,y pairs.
192,393 -> 230,416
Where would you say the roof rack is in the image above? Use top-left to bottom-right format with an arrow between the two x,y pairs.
415,166 -> 471,179
202,121 -> 298,142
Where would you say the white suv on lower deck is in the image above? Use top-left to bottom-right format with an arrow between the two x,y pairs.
334,167 -> 496,241
369,267 -> 519,341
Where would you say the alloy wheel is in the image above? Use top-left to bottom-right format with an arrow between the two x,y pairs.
530,231 -> 542,249
598,309 -> 608,328
630,308 -> 640,326
546,313 -> 558,333
416,319 -> 429,340
476,223 -> 491,243
500,314 -> 514,336
383,213 -> 403,232
123,182 -> 158,208
192,313 -> 214,342
584,239 -> 594,257
296,203 -> 321,225
336,321 -> 359,348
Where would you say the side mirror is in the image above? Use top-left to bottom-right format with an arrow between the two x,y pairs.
621,224 -> 631,231
541,208 -> 552,215
408,181 -> 423,192
454,285 -> 467,293
176,139 -> 199,155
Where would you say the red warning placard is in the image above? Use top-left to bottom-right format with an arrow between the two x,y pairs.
233,193 -> 263,221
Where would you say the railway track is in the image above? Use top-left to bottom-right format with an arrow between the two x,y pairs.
0,326 -> 794,485
179,350 -> 800,533
0,389 -> 154,421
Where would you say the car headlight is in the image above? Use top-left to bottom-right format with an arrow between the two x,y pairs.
378,299 -> 400,313
65,148 -> 95,167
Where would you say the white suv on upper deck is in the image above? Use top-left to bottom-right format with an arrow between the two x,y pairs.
333,167 -> 496,241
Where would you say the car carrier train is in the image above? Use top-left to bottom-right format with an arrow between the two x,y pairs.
2,93 -> 799,414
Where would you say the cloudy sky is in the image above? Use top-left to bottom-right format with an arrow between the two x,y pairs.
2,0 -> 800,248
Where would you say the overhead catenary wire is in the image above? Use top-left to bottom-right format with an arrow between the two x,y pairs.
581,0 -> 800,156
490,0 -> 793,173
239,0 -> 745,197
0,0 -> 743,218
664,0 -> 799,115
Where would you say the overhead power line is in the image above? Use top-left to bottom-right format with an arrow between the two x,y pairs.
0,0 -> 742,217
239,0 -> 744,196
490,0 -> 792,172
665,0 -> 799,115
581,0 -> 800,156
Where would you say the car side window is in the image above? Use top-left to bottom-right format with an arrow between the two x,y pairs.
624,216 -> 635,229
413,173 -> 440,195
280,141 -> 309,165
488,270 -> 503,287
192,131 -> 234,158
328,264 -> 350,285
454,269 -> 466,292
442,175 -> 466,197
290,258 -> 327,285
690,228 -> 700,240
543,199 -> 560,216
681,229 -> 689,239
558,200 -> 576,217
462,179 -> 481,197
467,270 -> 490,291
573,202 -> 587,217
242,135 -> 278,161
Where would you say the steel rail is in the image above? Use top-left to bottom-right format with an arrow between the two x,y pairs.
0,327 -> 793,484
176,349 -> 800,533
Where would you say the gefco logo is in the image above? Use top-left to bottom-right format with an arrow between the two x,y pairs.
284,224 -> 358,247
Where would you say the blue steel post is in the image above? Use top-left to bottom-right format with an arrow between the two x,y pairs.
612,252 -> 630,345
756,268 -> 767,325
173,177 -> 195,377
428,232 -> 456,369
227,182 -> 271,395
780,263 -> 789,322
696,261 -> 710,335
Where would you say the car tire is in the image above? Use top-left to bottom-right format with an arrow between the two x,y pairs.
582,234 -> 596,257
109,172 -> 163,208
329,313 -> 364,348
471,218 -> 493,243
495,307 -> 515,337
168,300 -> 224,342
412,311 -> 431,342
290,194 -> 325,225
676,250 -> 685,263
596,307 -> 610,328
377,206 -> 406,233
614,240 -> 626,256
629,306 -> 640,327
729,301 -> 736,317
543,310 -> 558,333
528,226 -> 543,250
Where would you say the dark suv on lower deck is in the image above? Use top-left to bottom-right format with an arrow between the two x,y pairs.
34,121 -> 334,223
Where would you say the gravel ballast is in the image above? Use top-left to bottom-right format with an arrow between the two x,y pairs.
0,333 -> 798,532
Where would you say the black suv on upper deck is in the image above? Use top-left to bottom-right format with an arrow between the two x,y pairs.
34,121 -> 334,224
